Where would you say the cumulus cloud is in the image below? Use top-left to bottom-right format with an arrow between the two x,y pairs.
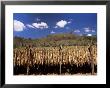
87,34 -> 92,36
54,26 -> 58,28
68,19 -> 72,24
26,24 -> 35,28
14,20 -> 25,31
32,22 -> 48,29
68,19 -> 73,23
51,31 -> 55,34
56,20 -> 68,28
74,29 -> 80,33
84,27 -> 91,32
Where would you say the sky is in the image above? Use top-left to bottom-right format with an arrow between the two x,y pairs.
13,13 -> 97,39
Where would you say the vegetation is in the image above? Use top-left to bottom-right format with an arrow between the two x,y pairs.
14,45 -> 97,75
14,33 -> 97,48
13,33 -> 97,75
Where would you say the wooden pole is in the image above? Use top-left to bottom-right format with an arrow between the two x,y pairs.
27,65 -> 29,75
59,45 -> 62,75
88,44 -> 94,75
26,45 -> 30,75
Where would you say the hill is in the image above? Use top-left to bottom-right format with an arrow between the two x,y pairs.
14,33 -> 97,48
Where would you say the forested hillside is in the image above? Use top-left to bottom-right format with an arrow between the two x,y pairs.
14,33 -> 97,48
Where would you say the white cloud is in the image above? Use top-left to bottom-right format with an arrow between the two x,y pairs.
36,18 -> 40,21
74,29 -> 80,33
32,22 -> 48,29
68,19 -> 73,23
87,34 -> 92,36
54,26 -> 58,28
14,20 -> 25,31
92,30 -> 95,32
56,20 -> 68,28
68,21 -> 71,24
51,31 -> 55,34
26,24 -> 35,28
84,27 -> 91,32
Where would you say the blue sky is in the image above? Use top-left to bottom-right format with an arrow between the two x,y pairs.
13,13 -> 97,39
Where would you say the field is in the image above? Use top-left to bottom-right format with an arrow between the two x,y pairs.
13,45 -> 97,75
13,13 -> 97,76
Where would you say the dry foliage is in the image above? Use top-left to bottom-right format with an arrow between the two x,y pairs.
13,45 -> 97,67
